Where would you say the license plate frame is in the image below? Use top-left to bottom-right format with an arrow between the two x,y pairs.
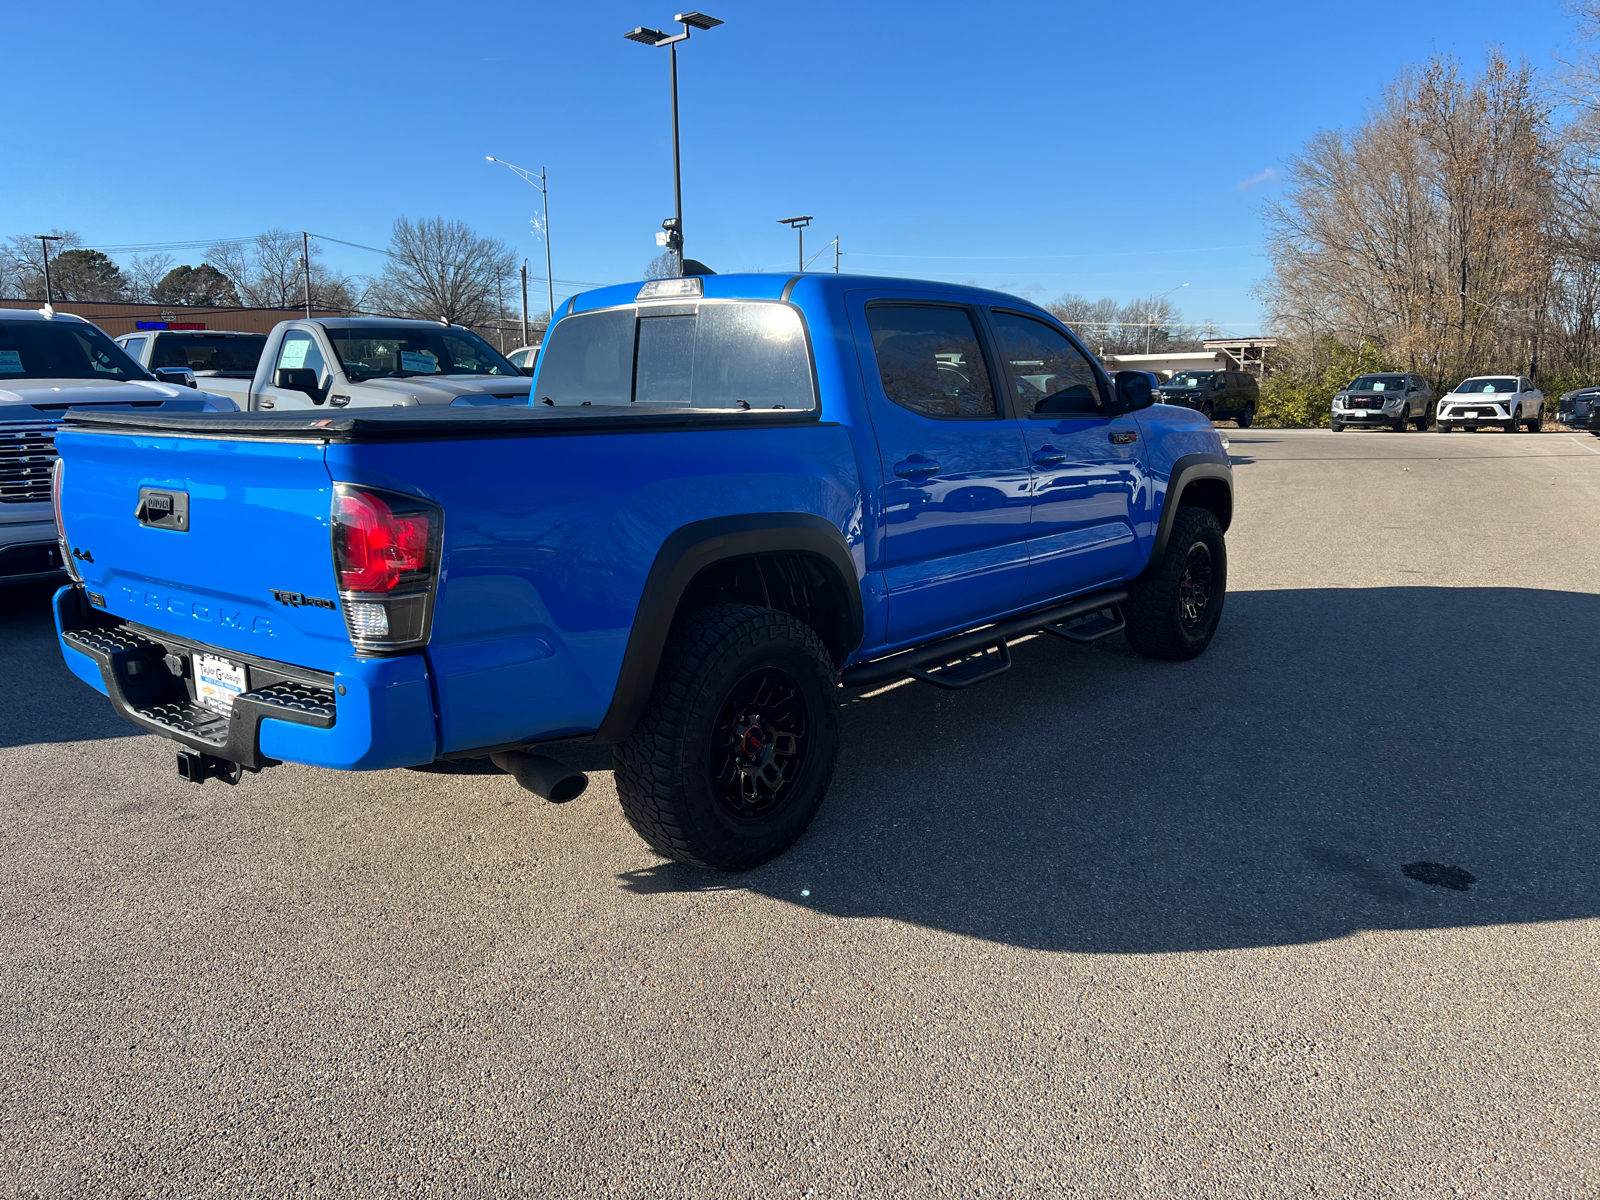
194,652 -> 248,714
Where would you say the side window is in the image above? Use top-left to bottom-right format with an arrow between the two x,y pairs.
988,310 -> 1103,416
121,336 -> 147,362
864,305 -> 996,419
276,331 -> 328,384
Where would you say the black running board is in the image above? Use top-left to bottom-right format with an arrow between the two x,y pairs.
841,588 -> 1128,691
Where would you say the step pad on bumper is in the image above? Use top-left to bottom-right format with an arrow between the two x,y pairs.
61,618 -> 335,769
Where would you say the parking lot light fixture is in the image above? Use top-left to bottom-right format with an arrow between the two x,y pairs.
625,12 -> 723,273
778,216 -> 813,272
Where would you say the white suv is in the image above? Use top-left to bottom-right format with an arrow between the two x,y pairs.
1437,376 -> 1543,433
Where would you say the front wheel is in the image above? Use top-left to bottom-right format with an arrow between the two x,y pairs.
1504,407 -> 1521,433
1201,401 -> 1215,421
614,604 -> 840,871
1124,506 -> 1227,661
1331,421 -> 1346,432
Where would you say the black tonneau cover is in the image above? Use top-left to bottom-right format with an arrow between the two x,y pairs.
61,404 -> 819,442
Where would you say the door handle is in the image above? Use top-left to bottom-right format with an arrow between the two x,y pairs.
1110,431 -> 1138,445
893,455 -> 940,478
1031,445 -> 1067,465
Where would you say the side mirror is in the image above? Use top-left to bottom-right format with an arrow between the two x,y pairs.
1112,370 -> 1154,414
153,366 -> 197,389
519,364 -> 537,377
275,367 -> 320,392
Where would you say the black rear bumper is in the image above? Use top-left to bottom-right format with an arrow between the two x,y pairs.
57,587 -> 336,770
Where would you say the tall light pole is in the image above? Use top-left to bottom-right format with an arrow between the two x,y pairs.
625,12 -> 723,274
487,156 -> 555,331
301,231 -> 313,318
778,216 -> 812,272
1144,282 -> 1189,354
34,235 -> 62,305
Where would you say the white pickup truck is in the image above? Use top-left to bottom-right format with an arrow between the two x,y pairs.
114,328 -> 268,390
1,308 -> 236,583
176,317 -> 533,411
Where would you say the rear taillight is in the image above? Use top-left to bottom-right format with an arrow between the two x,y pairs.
52,458 -> 80,582
330,484 -> 443,652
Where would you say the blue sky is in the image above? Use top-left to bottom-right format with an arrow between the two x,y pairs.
0,0 -> 1584,328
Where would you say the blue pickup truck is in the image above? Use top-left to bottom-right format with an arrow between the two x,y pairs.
51,273 -> 1232,870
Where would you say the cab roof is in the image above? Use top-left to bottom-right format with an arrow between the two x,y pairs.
0,307 -> 92,324
565,273 -> 1050,317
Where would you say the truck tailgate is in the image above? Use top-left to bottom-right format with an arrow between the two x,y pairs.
57,428 -> 351,672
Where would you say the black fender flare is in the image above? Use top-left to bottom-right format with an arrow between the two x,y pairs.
593,513 -> 862,743
1147,452 -> 1233,566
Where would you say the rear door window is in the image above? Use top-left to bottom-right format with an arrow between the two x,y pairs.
864,305 -> 996,418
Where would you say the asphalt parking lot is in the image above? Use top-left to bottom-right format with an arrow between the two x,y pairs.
2,427 -> 1598,1197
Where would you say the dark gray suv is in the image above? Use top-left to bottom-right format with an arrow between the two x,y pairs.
1331,372 -> 1434,432
1157,369 -> 1259,427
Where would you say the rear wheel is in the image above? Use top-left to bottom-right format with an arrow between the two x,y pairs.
1235,405 -> 1255,429
614,603 -> 840,871
1525,412 -> 1541,433
1413,409 -> 1431,431
1124,506 -> 1227,661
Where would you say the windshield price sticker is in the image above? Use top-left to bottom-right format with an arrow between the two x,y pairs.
194,653 -> 247,714
399,350 -> 438,373
0,350 -> 22,373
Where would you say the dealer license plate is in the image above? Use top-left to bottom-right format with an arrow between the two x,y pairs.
194,653 -> 247,714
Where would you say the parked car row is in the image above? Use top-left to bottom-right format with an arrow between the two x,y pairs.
1331,373 -> 1545,433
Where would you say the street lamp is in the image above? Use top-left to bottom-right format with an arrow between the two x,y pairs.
486,156 -> 555,335
624,11 -> 723,274
777,215 -> 812,272
1144,282 -> 1189,355
34,235 -> 63,306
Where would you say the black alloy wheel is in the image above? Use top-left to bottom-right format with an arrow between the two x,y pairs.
1178,541 -> 1213,628
614,603 -> 840,871
1123,505 -> 1227,660
711,667 -> 810,820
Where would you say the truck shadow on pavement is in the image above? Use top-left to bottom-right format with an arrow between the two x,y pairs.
0,580 -> 139,749
622,586 -> 1600,954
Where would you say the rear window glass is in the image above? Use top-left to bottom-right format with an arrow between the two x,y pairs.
150,333 -> 267,374
533,302 -> 814,411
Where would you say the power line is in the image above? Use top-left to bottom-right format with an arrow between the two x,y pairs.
847,243 -> 1264,261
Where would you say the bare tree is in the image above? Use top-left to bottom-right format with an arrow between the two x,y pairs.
126,253 -> 176,303
1261,50 -> 1555,386
205,229 -> 354,312
644,252 -> 679,280
1,229 -> 83,300
1048,292 -> 1205,356
365,218 -> 516,328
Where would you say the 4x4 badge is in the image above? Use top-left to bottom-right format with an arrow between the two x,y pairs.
270,590 -> 336,610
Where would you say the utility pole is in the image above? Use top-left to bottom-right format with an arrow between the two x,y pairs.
301,231 -> 313,318
520,261 -> 530,348
778,216 -> 813,272
34,235 -> 63,305
496,276 -> 506,352
486,157 -> 555,325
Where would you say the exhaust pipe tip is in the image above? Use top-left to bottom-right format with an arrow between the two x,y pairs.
491,751 -> 589,804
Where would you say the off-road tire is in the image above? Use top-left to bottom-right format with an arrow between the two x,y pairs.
1124,506 -> 1227,661
613,603 -> 840,871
